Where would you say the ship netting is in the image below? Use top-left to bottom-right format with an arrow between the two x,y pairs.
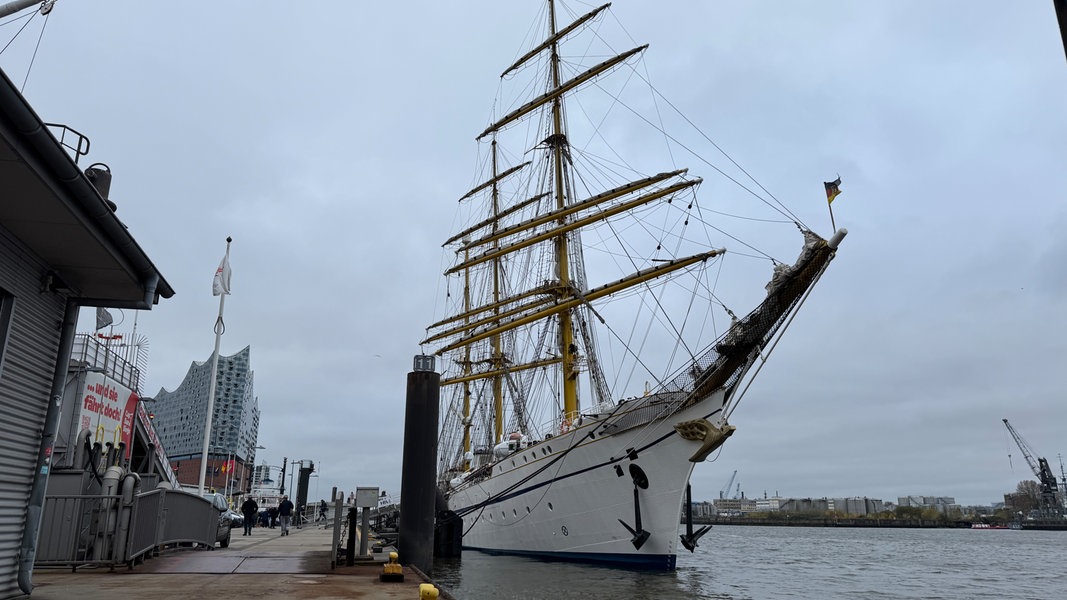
597,231 -> 835,435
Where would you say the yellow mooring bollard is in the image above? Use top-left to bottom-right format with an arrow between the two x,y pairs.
380,551 -> 404,582
419,583 -> 440,599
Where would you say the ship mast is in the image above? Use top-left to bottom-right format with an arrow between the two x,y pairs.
427,1 -> 668,436
461,246 -> 472,468
490,140 -> 505,444
547,0 -> 580,424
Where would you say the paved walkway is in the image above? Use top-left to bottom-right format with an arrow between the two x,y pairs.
27,523 -> 441,599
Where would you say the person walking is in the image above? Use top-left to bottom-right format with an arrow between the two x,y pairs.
317,499 -> 328,524
278,495 -> 295,536
268,506 -> 278,528
240,497 -> 259,536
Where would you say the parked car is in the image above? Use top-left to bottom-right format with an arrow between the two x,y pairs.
202,492 -> 235,548
225,509 -> 244,528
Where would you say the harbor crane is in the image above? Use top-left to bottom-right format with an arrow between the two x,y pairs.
719,470 -> 738,500
1002,418 -> 1062,516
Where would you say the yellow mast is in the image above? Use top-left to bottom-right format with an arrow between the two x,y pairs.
461,247 -> 472,469
490,140 -> 505,444
548,0 -> 579,424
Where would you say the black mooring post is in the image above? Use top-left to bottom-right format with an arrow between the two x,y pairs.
346,507 -> 357,566
398,356 -> 440,574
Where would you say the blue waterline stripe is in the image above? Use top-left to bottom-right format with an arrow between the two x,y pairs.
464,545 -> 678,570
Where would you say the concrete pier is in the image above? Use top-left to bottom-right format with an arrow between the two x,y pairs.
27,521 -> 448,599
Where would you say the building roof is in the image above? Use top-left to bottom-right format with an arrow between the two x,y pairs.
0,67 -> 174,308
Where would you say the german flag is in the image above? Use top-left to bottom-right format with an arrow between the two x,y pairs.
824,177 -> 842,204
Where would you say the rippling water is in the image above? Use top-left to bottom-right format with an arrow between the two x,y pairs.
430,525 -> 1065,599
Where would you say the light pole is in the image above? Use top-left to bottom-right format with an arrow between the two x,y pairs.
288,461 -> 300,500
208,445 -> 226,492
235,444 -> 266,496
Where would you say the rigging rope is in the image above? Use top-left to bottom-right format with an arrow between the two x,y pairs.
0,10 -> 36,56
20,5 -> 49,92
723,255 -> 832,423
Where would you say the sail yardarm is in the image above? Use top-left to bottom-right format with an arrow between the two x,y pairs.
477,44 -> 649,140
423,285 -> 558,345
445,178 -> 700,275
460,170 -> 689,252
435,249 -> 724,355
501,2 -> 612,78
457,161 -> 531,203
441,356 -> 563,387
443,193 -> 549,247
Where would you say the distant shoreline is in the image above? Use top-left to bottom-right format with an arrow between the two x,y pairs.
694,517 -> 1067,530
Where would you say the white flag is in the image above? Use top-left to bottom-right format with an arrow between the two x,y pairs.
212,253 -> 232,296
95,307 -> 114,330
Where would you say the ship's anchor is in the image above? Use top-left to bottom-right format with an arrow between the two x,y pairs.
680,482 -> 711,552
617,463 -> 651,550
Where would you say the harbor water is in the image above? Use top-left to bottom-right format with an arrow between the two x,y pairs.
431,525 -> 1064,599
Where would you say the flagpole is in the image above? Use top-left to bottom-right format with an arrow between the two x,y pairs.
225,453 -> 233,498
198,237 -> 232,496
823,176 -> 841,233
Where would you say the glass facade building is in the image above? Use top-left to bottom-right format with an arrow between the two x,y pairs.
149,345 -> 260,489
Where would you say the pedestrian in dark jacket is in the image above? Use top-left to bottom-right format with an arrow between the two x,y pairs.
278,496 -> 295,536
240,497 -> 258,536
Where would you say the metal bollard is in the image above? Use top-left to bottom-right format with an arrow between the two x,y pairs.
380,551 -> 404,582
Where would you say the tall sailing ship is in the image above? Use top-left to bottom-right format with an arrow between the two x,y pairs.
422,1 -> 846,569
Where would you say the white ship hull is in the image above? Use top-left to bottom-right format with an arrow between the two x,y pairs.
446,390 -> 727,569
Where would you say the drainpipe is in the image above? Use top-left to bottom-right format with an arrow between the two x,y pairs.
94,465 -> 125,563
18,299 -> 79,594
114,472 -> 140,564
72,428 -> 92,470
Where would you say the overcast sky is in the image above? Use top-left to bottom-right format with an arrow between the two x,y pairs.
3,1 -> 1065,507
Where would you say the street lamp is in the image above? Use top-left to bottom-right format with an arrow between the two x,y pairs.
208,445 -> 227,492
236,444 -> 266,495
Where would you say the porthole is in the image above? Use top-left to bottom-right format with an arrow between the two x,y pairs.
548,502 -> 554,511
501,511 -> 506,519
526,506 -> 531,514
523,456 -> 528,463
512,509 -> 518,516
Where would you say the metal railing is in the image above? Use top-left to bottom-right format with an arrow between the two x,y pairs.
44,123 -> 91,165
36,488 -> 220,570
70,333 -> 142,394
34,495 -> 120,568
